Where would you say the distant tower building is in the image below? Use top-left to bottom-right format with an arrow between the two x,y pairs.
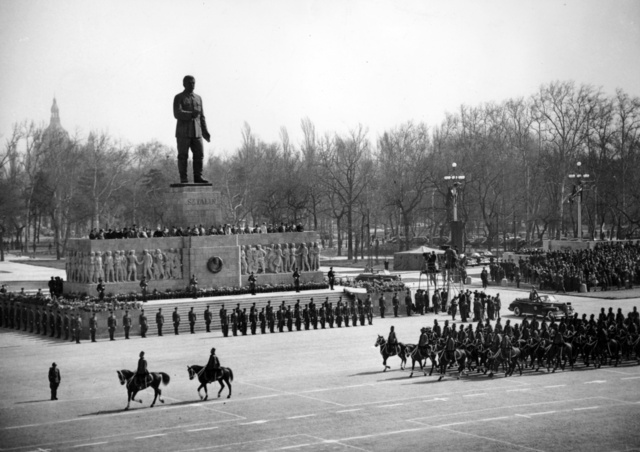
43,97 -> 69,142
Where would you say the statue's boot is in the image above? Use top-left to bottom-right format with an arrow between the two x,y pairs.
178,158 -> 189,183
193,158 -> 209,184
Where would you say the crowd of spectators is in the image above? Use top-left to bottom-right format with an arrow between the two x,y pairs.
89,222 -> 306,240
497,242 -> 640,293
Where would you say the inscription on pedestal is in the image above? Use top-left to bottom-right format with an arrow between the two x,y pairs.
166,185 -> 222,227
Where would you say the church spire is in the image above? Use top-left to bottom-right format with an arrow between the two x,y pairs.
50,97 -> 61,128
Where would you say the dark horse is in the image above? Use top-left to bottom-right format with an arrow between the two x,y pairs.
187,365 -> 234,400
116,369 -> 170,410
405,344 -> 437,377
435,345 -> 467,381
375,335 -> 406,371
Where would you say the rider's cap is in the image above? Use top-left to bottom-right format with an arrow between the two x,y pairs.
211,348 -> 216,353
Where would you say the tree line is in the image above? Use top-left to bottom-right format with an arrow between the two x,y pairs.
1,81 -> 639,261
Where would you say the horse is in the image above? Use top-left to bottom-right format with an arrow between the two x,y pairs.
486,347 -> 523,378
374,335 -> 406,371
404,344 -> 437,377
116,369 -> 170,410
435,345 -> 467,381
187,365 -> 234,400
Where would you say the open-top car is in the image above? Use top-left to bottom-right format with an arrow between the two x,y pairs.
508,293 -> 574,320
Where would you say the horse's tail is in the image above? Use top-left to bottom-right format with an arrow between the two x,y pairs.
227,367 -> 234,382
160,372 -> 171,386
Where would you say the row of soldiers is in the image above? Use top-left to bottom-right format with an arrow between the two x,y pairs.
0,302 -> 83,343
219,296 -> 374,336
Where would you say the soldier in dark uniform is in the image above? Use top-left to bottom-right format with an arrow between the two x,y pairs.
135,351 -> 150,389
354,300 -> 361,326
172,307 -> 181,335
48,309 -> 55,337
387,326 -> 398,354
108,311 -> 117,341
286,306 -> 293,331
204,305 -> 212,332
56,310 -> 63,338
219,304 -> 228,337
327,267 -> 335,290
336,298 -> 343,327
392,292 -> 399,317
293,269 -> 301,292
365,296 -> 373,325
231,309 -> 238,336
276,306 -> 284,333
328,302 -> 335,328
89,312 -> 98,342
259,308 -> 266,334
309,298 -> 317,329
49,362 -> 61,400
35,308 -> 41,334
74,314 -> 82,344
97,278 -> 106,301
156,308 -> 164,336
240,308 -> 248,335
319,303 -> 326,329
432,319 -> 442,339
404,290 -> 413,317
139,309 -> 148,338
188,307 -> 197,334
41,309 -> 47,336
303,304 -> 310,330
378,294 -> 386,318
267,302 -> 275,333
248,272 -> 257,295
344,302 -> 351,327
140,276 -> 148,302
250,307 -> 257,334
123,310 -> 132,339
22,305 -> 28,331
64,312 -> 71,340
205,348 -> 220,382
29,306 -> 35,333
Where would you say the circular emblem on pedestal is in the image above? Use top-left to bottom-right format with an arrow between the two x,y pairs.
207,256 -> 224,274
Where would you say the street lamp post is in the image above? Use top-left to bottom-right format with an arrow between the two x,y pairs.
568,162 -> 590,240
444,162 -> 465,222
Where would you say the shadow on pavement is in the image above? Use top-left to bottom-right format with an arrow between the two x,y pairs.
15,399 -> 53,404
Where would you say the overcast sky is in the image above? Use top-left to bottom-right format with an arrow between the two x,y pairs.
1,0 -> 639,156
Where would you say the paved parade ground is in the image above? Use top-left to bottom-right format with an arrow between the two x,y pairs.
1,261 -> 640,451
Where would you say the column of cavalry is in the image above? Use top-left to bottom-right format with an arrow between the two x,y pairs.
375,306 -> 640,380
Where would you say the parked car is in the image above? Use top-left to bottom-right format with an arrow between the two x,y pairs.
508,294 -> 574,320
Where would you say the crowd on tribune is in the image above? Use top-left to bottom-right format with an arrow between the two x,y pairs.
88,222 -> 306,240
482,242 -> 640,293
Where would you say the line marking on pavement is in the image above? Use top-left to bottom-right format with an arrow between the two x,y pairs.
573,406 -> 599,411
187,427 -> 219,432
584,380 -> 607,384
72,442 -> 109,448
600,369 -> 634,375
424,398 -> 449,402
507,389 -> 531,392
463,393 -> 487,397
135,434 -> 166,440
529,411 -> 557,416
279,445 -> 311,450
173,434 -> 304,452
515,414 -> 531,419
377,403 -> 404,408
242,381 -> 346,407
437,426 -> 546,452
543,385 -> 566,388
621,376 -> 640,380
336,408 -> 362,413
482,416 -> 510,422
239,420 -> 269,425
287,414 -> 316,419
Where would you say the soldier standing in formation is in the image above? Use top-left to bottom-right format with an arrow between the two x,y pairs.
328,267 -> 335,290
392,292 -> 399,317
48,362 -> 61,401
204,305 -> 212,332
220,304 -> 229,337
156,308 -> 164,336
293,269 -> 301,293
259,308 -> 266,333
248,272 -> 257,295
123,310 -> 132,339
64,312 -> 70,340
107,311 -> 117,341
74,314 -> 82,344
89,312 -> 97,342
405,290 -> 413,317
250,307 -> 257,334
188,307 -> 197,334
173,307 -> 181,335
139,309 -> 148,338
140,276 -> 148,302
56,310 -> 62,338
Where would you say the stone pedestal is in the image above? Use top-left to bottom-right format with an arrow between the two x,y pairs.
166,183 -> 223,227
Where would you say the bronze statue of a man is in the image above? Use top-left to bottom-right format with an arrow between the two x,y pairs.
173,75 -> 211,184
